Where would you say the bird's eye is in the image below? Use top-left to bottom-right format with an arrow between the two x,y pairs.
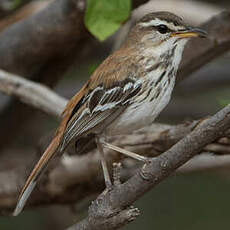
157,24 -> 168,34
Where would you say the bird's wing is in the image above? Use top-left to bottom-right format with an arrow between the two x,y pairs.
60,76 -> 142,150
60,46 -> 144,149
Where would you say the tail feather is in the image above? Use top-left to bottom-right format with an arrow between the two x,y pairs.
13,138 -> 59,216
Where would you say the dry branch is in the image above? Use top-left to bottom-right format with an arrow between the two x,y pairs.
66,104 -> 230,230
1,116 -> 230,214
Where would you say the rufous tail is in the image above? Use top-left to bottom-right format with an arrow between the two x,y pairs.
13,138 -> 60,216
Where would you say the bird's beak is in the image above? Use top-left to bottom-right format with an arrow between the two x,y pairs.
171,27 -> 207,38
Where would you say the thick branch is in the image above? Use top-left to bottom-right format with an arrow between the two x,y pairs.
0,0 -> 86,76
0,1 -> 51,33
67,105 -> 230,230
1,117 -> 230,214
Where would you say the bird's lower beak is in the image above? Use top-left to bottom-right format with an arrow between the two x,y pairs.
171,27 -> 207,38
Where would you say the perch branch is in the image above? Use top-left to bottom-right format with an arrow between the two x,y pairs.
1,117 -> 230,213
66,104 -> 230,230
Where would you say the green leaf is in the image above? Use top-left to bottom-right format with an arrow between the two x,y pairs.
84,0 -> 131,41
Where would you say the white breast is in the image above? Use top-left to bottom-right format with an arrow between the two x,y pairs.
105,38 -> 187,136
106,70 -> 175,135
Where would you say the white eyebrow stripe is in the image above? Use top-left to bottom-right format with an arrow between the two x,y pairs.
139,18 -> 169,27
139,19 -> 185,31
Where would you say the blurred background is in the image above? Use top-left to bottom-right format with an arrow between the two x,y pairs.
0,0 -> 230,229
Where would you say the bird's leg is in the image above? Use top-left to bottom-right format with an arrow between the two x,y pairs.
101,141 -> 149,163
95,136 -> 112,189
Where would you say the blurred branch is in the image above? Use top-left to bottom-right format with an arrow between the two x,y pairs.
178,11 -> 230,82
178,153 -> 230,173
135,0 -> 224,24
0,0 -> 148,76
0,0 -> 51,32
0,0 -> 86,76
0,69 -> 67,118
0,0 -> 34,19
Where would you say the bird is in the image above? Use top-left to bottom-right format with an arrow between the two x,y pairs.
13,11 -> 207,216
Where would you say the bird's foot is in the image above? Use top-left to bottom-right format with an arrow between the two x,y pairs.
90,162 -> 141,223
101,162 -> 122,196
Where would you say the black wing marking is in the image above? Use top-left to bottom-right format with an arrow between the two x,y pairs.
60,78 -> 142,151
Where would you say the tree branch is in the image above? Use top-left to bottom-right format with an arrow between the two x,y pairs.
66,104 -> 230,230
0,0 -> 51,33
0,0 -> 86,76
1,115 -> 230,214
0,69 -> 67,118
178,11 -> 230,81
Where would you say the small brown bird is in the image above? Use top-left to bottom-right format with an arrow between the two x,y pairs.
13,11 -> 207,215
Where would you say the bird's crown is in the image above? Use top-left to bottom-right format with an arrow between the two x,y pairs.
138,11 -> 184,26
132,11 -> 207,40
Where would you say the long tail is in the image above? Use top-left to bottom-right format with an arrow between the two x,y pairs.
13,137 -> 60,216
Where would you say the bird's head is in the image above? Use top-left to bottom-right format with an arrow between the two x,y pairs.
126,11 -> 207,69
134,11 -> 207,47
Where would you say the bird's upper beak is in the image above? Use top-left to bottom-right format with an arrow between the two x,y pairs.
171,27 -> 207,38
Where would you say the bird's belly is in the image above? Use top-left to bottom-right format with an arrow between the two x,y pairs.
107,102 -> 155,135
105,78 -> 174,136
